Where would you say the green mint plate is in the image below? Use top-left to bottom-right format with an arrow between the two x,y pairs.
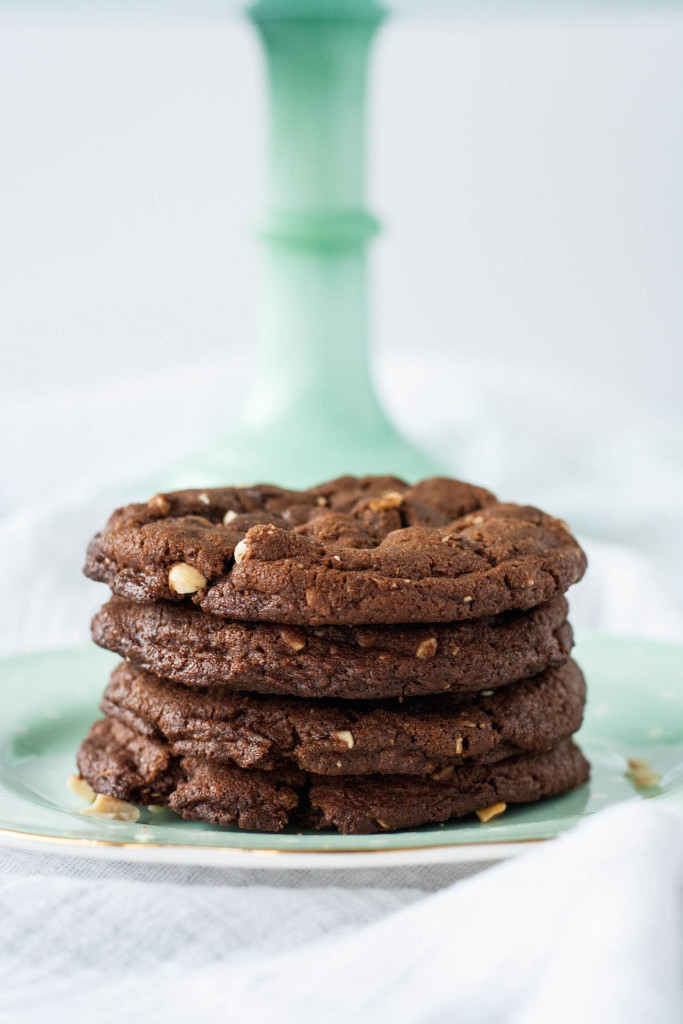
0,632 -> 681,868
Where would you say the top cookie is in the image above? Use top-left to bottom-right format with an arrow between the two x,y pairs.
84,475 -> 586,626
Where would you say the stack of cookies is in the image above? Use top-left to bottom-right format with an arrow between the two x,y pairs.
75,476 -> 589,834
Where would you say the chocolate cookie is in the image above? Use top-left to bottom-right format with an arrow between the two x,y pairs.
84,475 -> 586,625
307,739 -> 589,834
100,659 -> 586,776
77,719 -> 589,834
76,718 -> 299,830
92,594 -> 572,699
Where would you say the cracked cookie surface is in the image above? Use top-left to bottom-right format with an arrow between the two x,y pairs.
84,475 -> 586,625
99,658 -> 586,776
77,719 -> 589,834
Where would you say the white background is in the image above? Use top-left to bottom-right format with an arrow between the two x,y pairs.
1,4 -> 682,645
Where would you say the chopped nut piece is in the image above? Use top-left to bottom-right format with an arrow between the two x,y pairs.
463,596 -> 474,604
454,737 -> 464,755
336,760 -> 342,769
470,515 -> 485,524
631,769 -> 661,788
80,794 -> 140,822
525,578 -> 535,587
233,539 -> 249,563
416,637 -> 438,659
68,774 -> 95,803
377,653 -> 390,661
627,758 -> 661,788
368,491 -> 403,512
356,631 -> 376,649
332,554 -> 342,562
476,802 -> 506,823
305,588 -> 316,606
281,628 -> 307,652
316,496 -> 328,507
148,494 -> 171,516
198,492 -> 211,506
333,730 -> 355,749
459,721 -> 477,729
431,765 -> 455,781
376,819 -> 390,829
223,510 -> 238,525
168,562 -> 207,594
480,690 -> 494,697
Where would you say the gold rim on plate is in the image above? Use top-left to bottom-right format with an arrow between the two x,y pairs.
0,825 -> 545,856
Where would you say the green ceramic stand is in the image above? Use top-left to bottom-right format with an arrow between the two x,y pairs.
171,0 -> 438,489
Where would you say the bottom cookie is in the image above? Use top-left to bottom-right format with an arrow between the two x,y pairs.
77,719 -> 589,834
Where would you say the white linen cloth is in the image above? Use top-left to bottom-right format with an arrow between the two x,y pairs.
0,802 -> 682,1024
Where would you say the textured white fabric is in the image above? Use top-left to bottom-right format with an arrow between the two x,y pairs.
0,803 -> 682,1024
